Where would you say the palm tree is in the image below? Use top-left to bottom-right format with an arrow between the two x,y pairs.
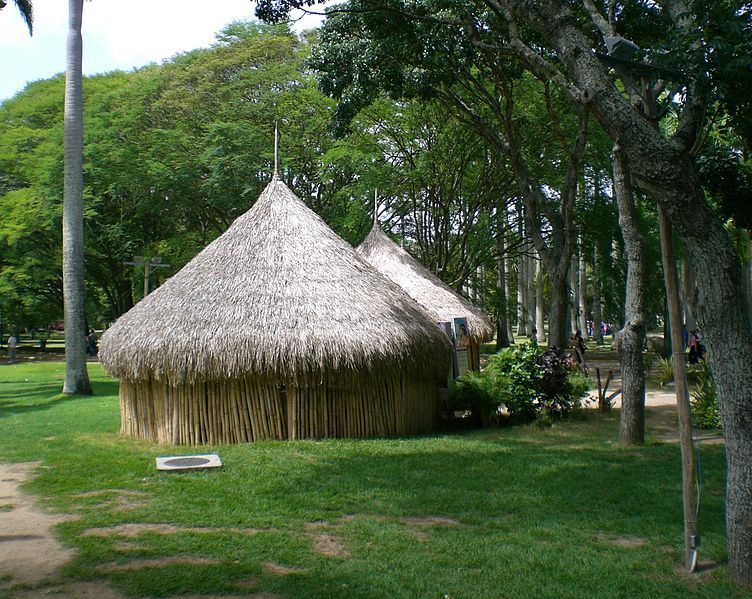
0,0 -> 33,34
62,0 -> 91,394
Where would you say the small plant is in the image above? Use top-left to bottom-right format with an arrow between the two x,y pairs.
657,357 -> 674,385
449,371 -> 499,426
691,361 -> 720,429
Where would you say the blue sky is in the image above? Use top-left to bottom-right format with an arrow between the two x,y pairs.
0,0 -> 324,101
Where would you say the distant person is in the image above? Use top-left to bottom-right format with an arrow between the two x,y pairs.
7,333 -> 17,363
530,327 -> 538,348
86,329 -> 98,357
569,330 -> 587,371
682,323 -> 689,349
689,329 -> 701,364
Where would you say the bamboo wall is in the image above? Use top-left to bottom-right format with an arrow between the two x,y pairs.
119,375 -> 440,445
468,339 -> 481,372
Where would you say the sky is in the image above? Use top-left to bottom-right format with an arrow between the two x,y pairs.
0,0 -> 325,101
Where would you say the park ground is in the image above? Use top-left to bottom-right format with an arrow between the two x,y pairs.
0,347 -> 735,598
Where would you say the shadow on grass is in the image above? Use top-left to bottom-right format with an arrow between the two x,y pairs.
0,380 -> 119,417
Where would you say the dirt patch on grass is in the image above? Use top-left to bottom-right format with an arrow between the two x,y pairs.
9,581 -> 126,598
312,533 -> 349,558
304,519 -> 329,530
82,523 -> 266,538
597,533 -> 649,548
262,561 -> 306,575
0,462 -> 77,586
97,556 -> 219,572
402,516 -> 461,527
112,541 -> 144,552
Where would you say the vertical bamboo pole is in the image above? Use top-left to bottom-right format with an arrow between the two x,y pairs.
659,207 -> 699,571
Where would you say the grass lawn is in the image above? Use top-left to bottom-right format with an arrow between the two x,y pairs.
0,362 -> 738,598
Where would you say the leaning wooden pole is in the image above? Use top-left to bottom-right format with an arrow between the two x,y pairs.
659,206 -> 699,572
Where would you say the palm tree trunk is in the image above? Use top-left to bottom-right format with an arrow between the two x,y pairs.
62,0 -> 91,395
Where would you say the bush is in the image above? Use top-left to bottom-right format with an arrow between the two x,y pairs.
691,361 -> 720,429
449,344 -> 590,426
449,371 -> 498,426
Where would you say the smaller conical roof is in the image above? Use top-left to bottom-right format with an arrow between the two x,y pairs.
357,223 -> 493,340
100,177 -> 451,384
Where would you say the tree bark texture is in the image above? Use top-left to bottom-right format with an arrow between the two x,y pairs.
682,259 -> 697,331
62,0 -> 91,395
517,243 -> 528,336
526,250 -> 536,334
611,146 -> 646,446
535,255 -> 546,344
569,255 -> 578,334
578,241 -> 588,336
547,271 -> 570,350
495,205 -> 511,349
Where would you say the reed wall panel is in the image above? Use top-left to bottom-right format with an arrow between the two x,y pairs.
119,375 -> 440,445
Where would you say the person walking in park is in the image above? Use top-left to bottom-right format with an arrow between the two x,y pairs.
7,333 -> 17,364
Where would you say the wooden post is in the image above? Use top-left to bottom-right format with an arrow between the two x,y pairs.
659,206 -> 699,571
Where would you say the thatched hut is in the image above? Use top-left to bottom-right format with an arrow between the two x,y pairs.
356,222 -> 493,371
99,176 -> 451,445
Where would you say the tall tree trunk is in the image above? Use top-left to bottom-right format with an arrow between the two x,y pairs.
683,259 -> 697,331
516,201 -> 528,336
742,234 -> 751,331
547,270 -> 570,349
569,255 -> 578,334
535,254 -> 546,344
612,145 -> 646,446
495,205 -> 511,349
578,240 -> 588,336
527,249 -> 536,334
62,0 -> 91,395
505,254 -> 516,345
593,261 -> 603,345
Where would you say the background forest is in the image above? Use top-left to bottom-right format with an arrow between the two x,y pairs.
1,20 -> 703,340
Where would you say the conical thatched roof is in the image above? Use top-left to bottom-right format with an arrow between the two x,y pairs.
100,177 -> 451,384
356,223 -> 494,341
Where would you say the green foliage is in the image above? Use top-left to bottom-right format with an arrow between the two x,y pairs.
448,370 -> 497,425
657,357 -> 674,385
450,344 -> 589,426
691,361 -> 721,430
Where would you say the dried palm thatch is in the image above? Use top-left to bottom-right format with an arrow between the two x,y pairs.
357,223 -> 493,371
100,176 -> 451,444
356,223 -> 494,341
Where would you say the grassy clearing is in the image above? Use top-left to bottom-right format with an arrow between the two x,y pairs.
0,362 -> 738,598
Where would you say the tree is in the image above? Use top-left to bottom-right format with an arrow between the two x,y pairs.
62,0 -> 91,394
257,0 -> 752,585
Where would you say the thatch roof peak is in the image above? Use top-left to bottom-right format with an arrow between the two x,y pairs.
357,223 -> 493,341
100,177 -> 451,384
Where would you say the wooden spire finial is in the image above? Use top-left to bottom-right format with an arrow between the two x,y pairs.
273,122 -> 279,176
373,188 -> 378,226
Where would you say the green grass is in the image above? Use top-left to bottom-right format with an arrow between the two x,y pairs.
0,362 -> 739,598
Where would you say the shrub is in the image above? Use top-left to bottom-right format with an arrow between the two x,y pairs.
691,362 -> 720,429
449,344 -> 590,426
449,371 -> 498,426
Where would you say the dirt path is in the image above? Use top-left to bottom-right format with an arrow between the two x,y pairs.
0,463 -> 76,587
0,463 -> 129,598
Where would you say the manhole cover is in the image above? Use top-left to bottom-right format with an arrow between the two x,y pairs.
163,457 -> 211,468
156,453 -> 222,471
